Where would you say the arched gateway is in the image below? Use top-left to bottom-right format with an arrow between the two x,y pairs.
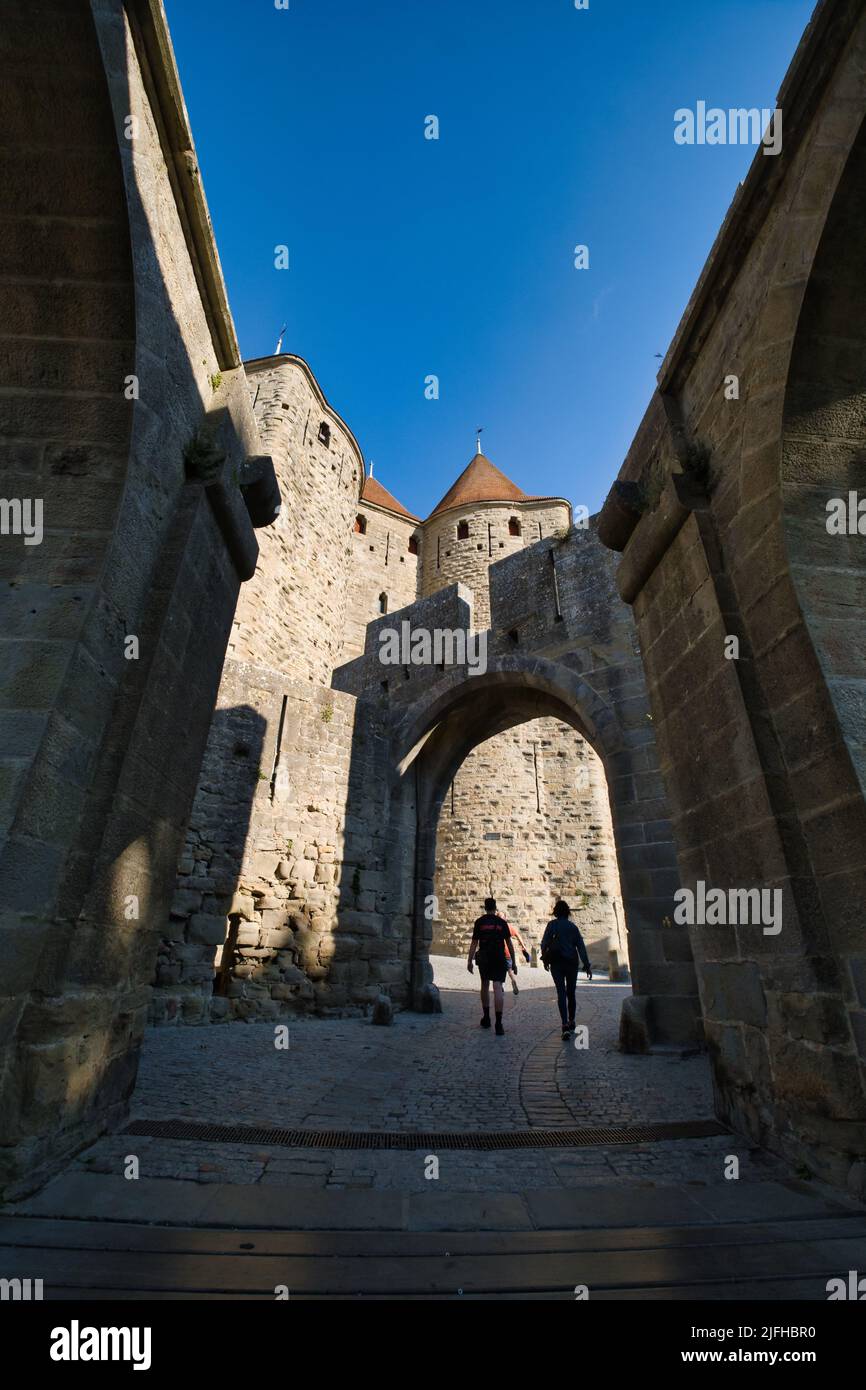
334,526 -> 700,1050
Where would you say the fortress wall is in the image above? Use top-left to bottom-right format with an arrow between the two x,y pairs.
433,718 -> 624,969
342,502 -> 419,662
419,499 -> 570,629
232,358 -> 362,686
0,0 -> 273,1192
153,662 -> 414,1023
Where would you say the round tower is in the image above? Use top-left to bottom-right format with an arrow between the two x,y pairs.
419,445 -> 571,628
420,446 -> 623,968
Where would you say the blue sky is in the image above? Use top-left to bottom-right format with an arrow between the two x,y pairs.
164,0 -> 813,519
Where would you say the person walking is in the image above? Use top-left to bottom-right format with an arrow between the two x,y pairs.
467,896 -> 516,1035
541,899 -> 592,1040
504,921 -> 532,994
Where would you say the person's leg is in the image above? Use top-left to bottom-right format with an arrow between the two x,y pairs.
550,963 -> 568,1027
565,962 -> 578,1028
480,975 -> 491,1027
493,979 -> 505,1032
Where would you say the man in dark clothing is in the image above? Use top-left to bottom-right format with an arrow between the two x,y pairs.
467,896 -> 516,1036
541,899 -> 592,1039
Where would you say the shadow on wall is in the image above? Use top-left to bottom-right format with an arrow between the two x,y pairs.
0,1 -> 270,1199
151,704 -> 268,1023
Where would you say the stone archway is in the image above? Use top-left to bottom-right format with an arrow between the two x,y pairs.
390,657 -> 700,1047
597,4 -> 866,1192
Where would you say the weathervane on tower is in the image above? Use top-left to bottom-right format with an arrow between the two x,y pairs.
476,427 -> 484,455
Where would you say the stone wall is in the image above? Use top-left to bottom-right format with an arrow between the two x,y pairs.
154,661 -> 415,1023
342,500 -> 419,662
232,357 -> 364,686
598,0 -> 866,1191
0,0 -> 273,1198
433,718 -> 624,968
420,499 -> 570,628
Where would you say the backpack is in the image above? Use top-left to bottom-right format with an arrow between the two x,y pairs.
541,920 -> 565,968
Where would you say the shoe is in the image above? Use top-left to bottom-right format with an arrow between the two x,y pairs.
480,1015 -> 491,1029
567,1019 -> 576,1032
495,1020 -> 505,1036
510,976 -> 519,995
561,1029 -> 571,1041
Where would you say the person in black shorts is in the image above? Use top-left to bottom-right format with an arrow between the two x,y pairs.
467,896 -> 516,1035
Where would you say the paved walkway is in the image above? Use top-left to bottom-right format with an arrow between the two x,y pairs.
57,962 -> 788,1194
8,960 -> 864,1300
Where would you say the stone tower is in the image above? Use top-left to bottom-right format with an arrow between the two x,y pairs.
347,444 -> 626,967
419,445 -> 571,628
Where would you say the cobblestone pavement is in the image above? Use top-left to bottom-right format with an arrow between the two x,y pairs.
72,962 -> 789,1193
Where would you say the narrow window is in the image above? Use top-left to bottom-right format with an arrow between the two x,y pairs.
457,520 -> 469,540
269,694 -> 289,801
437,536 -> 441,569
550,549 -> 563,621
378,592 -> 388,615
354,514 -> 367,535
508,516 -> 521,537
318,421 -> 331,447
408,534 -> 419,555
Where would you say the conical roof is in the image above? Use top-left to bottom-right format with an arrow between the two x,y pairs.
427,452 -> 531,519
360,474 -> 420,522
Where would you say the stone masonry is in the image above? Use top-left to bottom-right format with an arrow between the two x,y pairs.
433,718 -> 624,969
157,434 -> 639,1023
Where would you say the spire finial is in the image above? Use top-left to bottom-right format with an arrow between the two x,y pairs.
368,460 -> 374,478
476,426 -> 484,455
275,323 -> 287,355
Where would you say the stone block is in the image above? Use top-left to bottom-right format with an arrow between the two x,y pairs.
371,993 -> 393,1025
262,926 -> 294,949
188,914 -> 228,947
700,962 -> 767,1028
228,892 -> 256,921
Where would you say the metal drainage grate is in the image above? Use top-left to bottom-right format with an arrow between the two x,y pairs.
123,1118 -> 728,1151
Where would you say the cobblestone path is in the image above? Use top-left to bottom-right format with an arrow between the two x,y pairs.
69,964 -> 789,1193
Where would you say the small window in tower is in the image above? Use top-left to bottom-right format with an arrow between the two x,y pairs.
457,520 -> 469,540
354,514 -> 367,535
318,421 -> 331,447
508,516 -> 521,537
408,535 -> 419,555
378,593 -> 388,615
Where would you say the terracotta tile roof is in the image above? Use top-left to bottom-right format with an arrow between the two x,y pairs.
360,475 -> 420,522
427,453 -> 533,519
